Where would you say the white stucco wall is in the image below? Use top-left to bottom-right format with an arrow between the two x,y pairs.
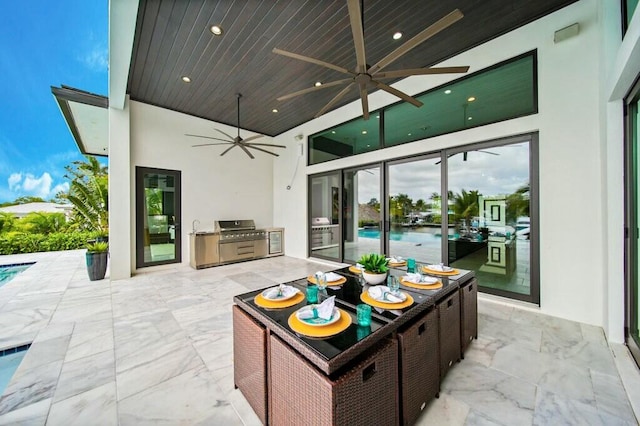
272,0 -> 619,332
129,101 -> 276,268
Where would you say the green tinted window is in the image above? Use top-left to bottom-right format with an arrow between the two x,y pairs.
627,0 -> 639,30
308,52 -> 536,165
385,54 -> 536,146
309,115 -> 381,165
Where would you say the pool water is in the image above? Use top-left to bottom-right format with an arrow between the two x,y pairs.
358,229 -> 441,243
0,263 -> 34,287
0,345 -> 30,395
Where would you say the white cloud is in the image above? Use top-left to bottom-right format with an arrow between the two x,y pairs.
82,45 -> 108,72
22,173 -> 53,198
51,182 -> 70,196
8,173 -> 22,191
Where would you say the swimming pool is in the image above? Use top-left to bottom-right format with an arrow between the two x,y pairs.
0,263 -> 34,287
358,229 -> 441,243
0,345 -> 30,395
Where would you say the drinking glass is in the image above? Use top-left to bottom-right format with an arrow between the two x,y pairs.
407,258 -> 416,273
356,304 -> 372,326
315,272 -> 327,291
306,285 -> 318,303
388,275 -> 400,295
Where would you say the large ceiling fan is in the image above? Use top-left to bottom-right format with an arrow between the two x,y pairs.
185,94 -> 286,159
273,0 -> 470,120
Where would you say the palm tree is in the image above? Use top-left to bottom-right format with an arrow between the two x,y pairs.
506,183 -> 530,223
452,189 -> 481,225
21,212 -> 67,234
62,156 -> 108,234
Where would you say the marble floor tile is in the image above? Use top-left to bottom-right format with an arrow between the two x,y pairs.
118,366 -> 233,425
47,382 -> 117,426
417,393 -> 470,425
0,251 -> 637,425
0,360 -> 63,415
53,349 -> 115,403
442,361 -> 537,425
0,397 -> 49,426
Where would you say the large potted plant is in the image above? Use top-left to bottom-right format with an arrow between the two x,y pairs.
86,241 -> 108,281
358,253 -> 389,285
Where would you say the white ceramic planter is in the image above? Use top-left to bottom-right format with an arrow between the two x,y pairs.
362,271 -> 387,285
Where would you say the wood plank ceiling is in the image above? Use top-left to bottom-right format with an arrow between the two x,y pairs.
127,0 -> 578,137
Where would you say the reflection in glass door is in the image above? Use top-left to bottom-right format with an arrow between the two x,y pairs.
309,172 -> 341,260
343,166 -> 381,262
447,139 -> 537,303
387,156 -> 442,262
135,167 -> 182,268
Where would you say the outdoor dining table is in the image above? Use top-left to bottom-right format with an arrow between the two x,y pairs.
232,265 -> 476,425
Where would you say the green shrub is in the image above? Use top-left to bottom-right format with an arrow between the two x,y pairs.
0,231 -> 95,255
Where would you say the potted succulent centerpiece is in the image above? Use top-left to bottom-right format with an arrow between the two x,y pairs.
86,241 -> 108,281
358,253 -> 389,285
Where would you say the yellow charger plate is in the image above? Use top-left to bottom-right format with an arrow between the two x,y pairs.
422,266 -> 460,276
307,275 -> 347,286
349,265 -> 363,274
288,308 -> 352,338
360,291 -> 414,310
254,291 -> 305,309
400,277 -> 443,290
388,261 -> 407,267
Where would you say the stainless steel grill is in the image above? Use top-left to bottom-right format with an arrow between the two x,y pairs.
215,220 -> 268,263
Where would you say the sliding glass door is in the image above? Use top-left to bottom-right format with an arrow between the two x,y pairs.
135,167 -> 182,268
343,165 -> 382,263
309,172 -> 341,260
386,155 -> 442,262
446,137 -> 537,303
625,77 -> 640,365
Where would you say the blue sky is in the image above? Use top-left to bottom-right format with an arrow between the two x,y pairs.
0,1 -> 108,203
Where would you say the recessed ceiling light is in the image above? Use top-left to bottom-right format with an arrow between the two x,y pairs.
393,31 -> 403,40
468,116 -> 473,120
367,144 -> 371,147
408,133 -> 412,136
314,81 -> 322,87
272,108 -> 278,113
376,115 -> 380,119
361,130 -> 367,135
210,25 -> 223,36
467,96 -> 476,102
331,131 -> 336,134
444,89 -> 452,94
181,76 -> 191,83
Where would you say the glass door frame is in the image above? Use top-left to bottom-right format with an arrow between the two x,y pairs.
443,133 -> 539,304
624,75 -> 640,364
135,166 -> 182,268
307,170 -> 343,261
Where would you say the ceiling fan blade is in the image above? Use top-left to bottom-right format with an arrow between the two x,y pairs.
238,143 -> 255,159
315,82 -> 355,118
359,83 -> 370,120
372,80 -> 423,107
347,0 -> 366,73
185,134 -> 231,143
374,66 -> 470,79
272,48 -> 354,76
478,150 -> 500,156
220,144 -> 237,157
214,128 -> 236,141
368,9 -> 464,74
245,144 -> 280,157
244,142 -> 287,148
277,78 -> 353,101
191,142 -> 234,147
241,134 -> 265,144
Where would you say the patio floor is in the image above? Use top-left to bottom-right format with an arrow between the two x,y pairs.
0,250 -> 638,425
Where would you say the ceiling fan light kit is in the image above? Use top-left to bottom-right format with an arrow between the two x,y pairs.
185,93 -> 286,159
273,0 -> 470,120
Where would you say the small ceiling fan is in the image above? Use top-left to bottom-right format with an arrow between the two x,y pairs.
185,93 -> 286,159
273,0 -> 470,120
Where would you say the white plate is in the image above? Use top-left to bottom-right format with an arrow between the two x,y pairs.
261,287 -> 299,301
296,307 -> 340,326
427,265 -> 453,272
